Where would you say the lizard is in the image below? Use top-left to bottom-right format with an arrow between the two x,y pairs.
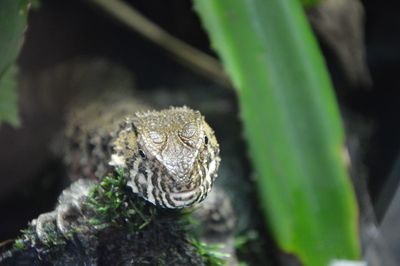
1,59 -> 237,265
31,89 -> 236,263
62,91 -> 221,209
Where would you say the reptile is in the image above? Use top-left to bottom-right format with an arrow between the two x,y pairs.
41,92 -> 234,260
63,91 -> 221,209
0,60 -> 238,265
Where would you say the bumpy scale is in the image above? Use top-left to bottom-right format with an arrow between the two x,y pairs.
65,97 -> 220,208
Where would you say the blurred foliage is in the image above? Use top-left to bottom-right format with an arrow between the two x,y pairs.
0,0 -> 30,127
189,238 -> 228,266
193,0 -> 360,265
300,0 -> 323,7
0,65 -> 19,127
31,0 -> 41,10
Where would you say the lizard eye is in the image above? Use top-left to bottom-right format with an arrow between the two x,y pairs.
149,130 -> 166,144
139,149 -> 146,159
204,136 -> 209,145
180,122 -> 197,139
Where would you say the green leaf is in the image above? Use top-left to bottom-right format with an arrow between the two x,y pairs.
0,0 -> 30,73
0,65 -> 20,127
300,0 -> 323,7
193,0 -> 360,265
0,0 -> 30,126
31,0 -> 42,10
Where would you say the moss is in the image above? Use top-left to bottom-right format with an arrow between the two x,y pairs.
189,237 -> 229,266
13,223 -> 39,250
13,239 -> 25,250
234,230 -> 258,251
87,170 -> 228,265
85,169 -> 157,232
11,169 -> 228,265
44,227 -> 67,247
12,222 -> 69,257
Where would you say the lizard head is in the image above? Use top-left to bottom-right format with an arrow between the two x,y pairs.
110,106 -> 220,208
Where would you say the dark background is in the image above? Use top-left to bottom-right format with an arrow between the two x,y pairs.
0,0 -> 399,244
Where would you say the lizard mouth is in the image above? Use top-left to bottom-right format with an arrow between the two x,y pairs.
169,187 -> 201,207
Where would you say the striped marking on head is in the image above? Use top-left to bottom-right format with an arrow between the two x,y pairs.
111,106 -> 220,208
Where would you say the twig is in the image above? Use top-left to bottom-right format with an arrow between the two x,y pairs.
86,0 -> 232,88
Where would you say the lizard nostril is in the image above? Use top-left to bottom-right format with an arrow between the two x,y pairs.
139,150 -> 146,158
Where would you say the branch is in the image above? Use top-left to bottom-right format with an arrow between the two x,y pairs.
86,0 -> 231,88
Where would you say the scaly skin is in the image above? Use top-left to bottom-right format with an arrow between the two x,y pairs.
0,60 -> 238,265
64,92 -> 220,208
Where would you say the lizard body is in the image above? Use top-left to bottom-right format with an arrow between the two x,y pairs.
64,92 -> 220,208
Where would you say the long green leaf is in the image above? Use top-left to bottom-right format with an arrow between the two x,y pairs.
0,0 -> 30,126
193,0 -> 360,265
301,0 -> 322,7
